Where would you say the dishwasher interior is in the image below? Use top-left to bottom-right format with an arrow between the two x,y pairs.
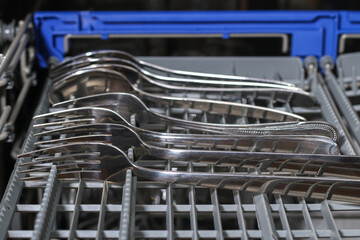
2,11 -> 360,239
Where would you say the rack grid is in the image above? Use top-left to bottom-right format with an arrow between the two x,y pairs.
2,56 -> 360,240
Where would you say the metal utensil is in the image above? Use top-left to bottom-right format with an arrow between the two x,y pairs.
51,62 -> 316,107
51,92 -> 309,132
33,107 -> 337,139
49,68 -> 305,122
51,50 -> 296,87
18,142 -> 360,203
34,123 -> 359,177
51,93 -> 338,140
34,123 -> 340,155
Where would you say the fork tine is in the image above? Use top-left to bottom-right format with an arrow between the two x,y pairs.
33,118 -> 95,129
34,134 -> 112,147
34,123 -> 122,138
20,160 -> 101,173
33,107 -> 121,121
34,124 -> 97,137
20,169 -> 101,181
19,153 -> 100,166
33,108 -> 93,120
34,152 -> 99,161
50,115 -> 92,121
17,144 -> 101,158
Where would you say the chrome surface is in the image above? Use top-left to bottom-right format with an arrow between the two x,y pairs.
33,106 -> 337,138
18,142 -> 360,203
49,68 -> 306,121
53,50 -> 295,87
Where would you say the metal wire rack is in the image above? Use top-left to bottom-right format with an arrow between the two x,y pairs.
2,56 -> 360,240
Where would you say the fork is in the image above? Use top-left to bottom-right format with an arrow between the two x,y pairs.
33,123 -> 360,177
50,93 -> 329,136
51,50 -> 296,87
33,106 -> 337,139
52,93 -> 337,140
49,68 -> 305,122
50,58 -> 302,89
33,122 -> 340,155
18,142 -> 360,203
51,63 -> 316,108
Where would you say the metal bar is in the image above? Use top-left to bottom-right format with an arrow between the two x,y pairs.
31,165 -> 62,240
320,200 -> 341,240
233,190 -> 249,240
253,193 -> 278,240
165,100 -> 175,240
209,165 -> 224,240
6,32 -> 30,74
166,163 -> 175,240
119,170 -> 134,240
313,72 -> 358,155
187,163 -> 199,240
300,199 -> 318,240
67,179 -> 85,240
275,195 -> 293,240
0,14 -> 31,77
129,175 -> 137,240
324,71 -> 360,145
0,105 -> 11,138
351,66 -> 357,95
11,229 -> 360,239
7,53 -> 33,126
14,202 -> 360,215
96,182 -> 108,240
6,229 -> 360,239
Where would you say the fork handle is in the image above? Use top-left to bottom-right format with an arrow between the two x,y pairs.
138,89 -> 305,122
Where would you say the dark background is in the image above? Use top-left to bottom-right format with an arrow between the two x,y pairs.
1,0 -> 360,21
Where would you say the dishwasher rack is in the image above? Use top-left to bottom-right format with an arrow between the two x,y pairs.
325,52 -> 360,150
3,11 -> 360,240
2,56 -> 360,240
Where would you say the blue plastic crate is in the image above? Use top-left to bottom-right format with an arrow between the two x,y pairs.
34,10 -> 344,68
